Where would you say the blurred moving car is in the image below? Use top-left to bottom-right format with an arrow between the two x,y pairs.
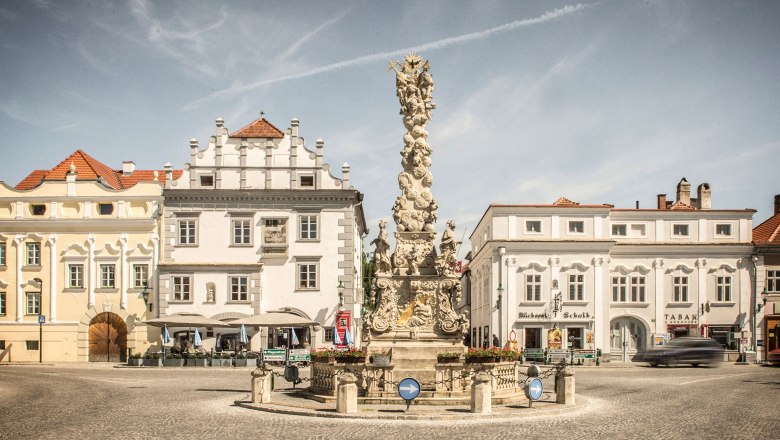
644,337 -> 724,367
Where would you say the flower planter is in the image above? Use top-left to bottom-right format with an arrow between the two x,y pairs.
437,358 -> 462,364
186,358 -> 208,367
335,356 -> 366,364
143,358 -> 162,367
128,359 -> 143,367
465,357 -> 499,364
371,355 -> 392,367
164,358 -> 184,367
235,358 -> 258,368
211,358 -> 232,367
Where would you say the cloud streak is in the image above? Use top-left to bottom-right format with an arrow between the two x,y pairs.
184,3 -> 594,110
280,8 -> 352,60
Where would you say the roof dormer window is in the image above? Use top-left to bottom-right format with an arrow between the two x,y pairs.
30,204 -> 46,216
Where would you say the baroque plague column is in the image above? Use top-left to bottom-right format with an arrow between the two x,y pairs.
363,54 -> 468,382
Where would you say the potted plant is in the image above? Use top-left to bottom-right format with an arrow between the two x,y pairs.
311,348 -> 337,363
334,348 -> 366,364
464,347 -> 507,364
128,352 -> 143,367
244,352 -> 259,368
436,352 -> 462,364
143,352 -> 162,367
193,352 -> 208,367
370,349 -> 392,367
211,353 -> 231,367
234,352 -> 248,367
164,353 -> 184,367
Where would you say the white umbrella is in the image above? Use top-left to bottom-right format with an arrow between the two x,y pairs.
333,328 -> 342,345
239,324 -> 249,344
345,327 -> 354,346
194,328 -> 202,348
291,329 -> 300,346
162,324 -> 171,344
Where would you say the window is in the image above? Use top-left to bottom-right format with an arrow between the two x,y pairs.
98,203 -> 113,215
26,242 -> 40,266
716,276 -> 732,302
297,263 -> 318,289
0,242 -> 5,265
673,276 -> 689,302
568,274 -> 584,301
26,292 -> 40,315
68,264 -> 84,288
768,270 -> 780,292
133,264 -> 148,288
568,221 -> 584,233
631,276 -> 646,302
232,219 -> 252,245
612,276 -> 627,302
525,274 -> 541,301
31,204 -> 46,216
172,276 -> 191,301
177,219 -> 197,245
0,340 -> 4,350
630,224 -> 646,236
26,340 -> 39,350
612,224 -> 627,236
299,214 -> 318,240
200,175 -> 214,187
673,224 -> 689,236
0,292 -> 5,315
230,276 -> 249,301
300,175 -> 314,187
526,221 -> 541,233
715,224 -> 732,236
99,264 -> 116,288
264,218 -> 287,244
324,327 -> 334,342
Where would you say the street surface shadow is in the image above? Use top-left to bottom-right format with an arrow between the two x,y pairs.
196,388 -> 249,393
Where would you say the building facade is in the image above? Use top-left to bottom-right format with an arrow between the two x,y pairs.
159,114 -> 366,351
0,151 -> 178,362
468,179 -> 755,362
752,194 -> 780,364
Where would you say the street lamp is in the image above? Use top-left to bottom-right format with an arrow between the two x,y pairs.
141,283 -> 151,312
755,289 -> 767,314
33,277 -> 43,363
337,280 -> 345,311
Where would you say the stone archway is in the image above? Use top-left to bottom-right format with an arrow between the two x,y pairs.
609,316 -> 649,362
89,312 -> 128,362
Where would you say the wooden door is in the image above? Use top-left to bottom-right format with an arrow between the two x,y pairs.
89,312 -> 127,362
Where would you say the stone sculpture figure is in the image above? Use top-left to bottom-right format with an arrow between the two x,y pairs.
370,220 -> 392,274
436,220 -> 459,276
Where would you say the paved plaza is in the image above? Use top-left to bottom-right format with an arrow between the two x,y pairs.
0,362 -> 778,439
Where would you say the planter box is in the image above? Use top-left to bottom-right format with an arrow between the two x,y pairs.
335,356 -> 366,364
437,358 -> 461,364
128,359 -> 143,367
164,358 -> 184,367
211,358 -> 232,367
186,358 -> 208,367
143,358 -> 162,367
235,358 -> 258,368
371,355 -> 392,367
465,357 -> 499,364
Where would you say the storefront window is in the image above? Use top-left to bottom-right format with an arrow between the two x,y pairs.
567,328 -> 584,349
708,325 -> 737,350
525,328 -> 541,349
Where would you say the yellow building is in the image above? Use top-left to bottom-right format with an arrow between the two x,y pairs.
0,150 -> 180,362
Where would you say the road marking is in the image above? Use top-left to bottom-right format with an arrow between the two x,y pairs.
679,373 -> 754,385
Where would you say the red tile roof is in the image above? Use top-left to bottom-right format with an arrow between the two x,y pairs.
754,213 -> 780,245
553,197 -> 579,206
230,117 -> 285,139
14,150 -> 180,190
668,201 -> 694,210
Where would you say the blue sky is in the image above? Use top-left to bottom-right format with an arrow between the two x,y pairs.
1,0 -> 778,257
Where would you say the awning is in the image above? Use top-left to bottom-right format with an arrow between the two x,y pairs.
229,312 -> 320,327
142,313 -> 232,328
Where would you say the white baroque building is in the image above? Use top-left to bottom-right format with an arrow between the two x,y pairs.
468,178 -> 755,362
159,114 -> 366,351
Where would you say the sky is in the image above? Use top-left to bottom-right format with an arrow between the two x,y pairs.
1,0 -> 778,259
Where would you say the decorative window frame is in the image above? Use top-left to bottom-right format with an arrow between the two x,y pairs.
525,220 -> 543,235
230,215 -> 254,247
671,222 -> 692,238
170,274 -> 193,303
227,275 -> 250,303
713,222 -> 735,239
174,213 -> 200,247
610,223 -> 627,237
567,220 -> 585,235
297,212 -> 320,242
26,242 -> 41,266
294,257 -> 321,291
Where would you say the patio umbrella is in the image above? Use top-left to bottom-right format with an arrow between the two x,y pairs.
239,324 -> 249,344
344,327 -> 354,346
142,313 -> 231,328
230,312 -> 320,327
333,328 -> 342,346
162,324 -> 171,344
194,328 -> 202,348
291,329 -> 300,346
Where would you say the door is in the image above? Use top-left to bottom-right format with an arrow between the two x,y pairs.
89,312 -> 127,362
610,317 -> 646,362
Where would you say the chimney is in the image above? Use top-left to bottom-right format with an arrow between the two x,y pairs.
676,177 -> 691,206
164,162 -> 173,188
122,161 -> 135,175
657,194 -> 667,210
697,183 -> 711,209
775,194 -> 780,215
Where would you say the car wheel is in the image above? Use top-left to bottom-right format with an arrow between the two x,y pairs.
666,357 -> 678,367
649,362 -> 659,367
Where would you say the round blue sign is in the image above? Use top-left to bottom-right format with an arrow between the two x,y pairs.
524,377 -> 543,401
397,377 -> 421,400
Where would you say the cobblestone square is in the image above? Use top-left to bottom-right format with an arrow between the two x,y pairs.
1,362 -> 778,439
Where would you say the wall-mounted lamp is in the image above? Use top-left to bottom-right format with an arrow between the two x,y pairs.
141,283 -> 151,312
337,280 -> 345,311
493,284 -> 504,311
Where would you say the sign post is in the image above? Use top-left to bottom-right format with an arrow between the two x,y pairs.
38,315 -> 45,363
524,377 -> 543,408
397,377 -> 421,412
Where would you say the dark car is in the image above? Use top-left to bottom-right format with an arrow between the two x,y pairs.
644,337 -> 724,367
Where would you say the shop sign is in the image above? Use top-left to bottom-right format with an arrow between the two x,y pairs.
664,313 -> 698,324
757,339 -> 765,347
262,349 -> 287,362
525,348 -> 545,360
547,328 -> 563,349
548,349 -> 570,361
562,312 -> 591,319
573,349 -> 596,359
518,312 -> 549,319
